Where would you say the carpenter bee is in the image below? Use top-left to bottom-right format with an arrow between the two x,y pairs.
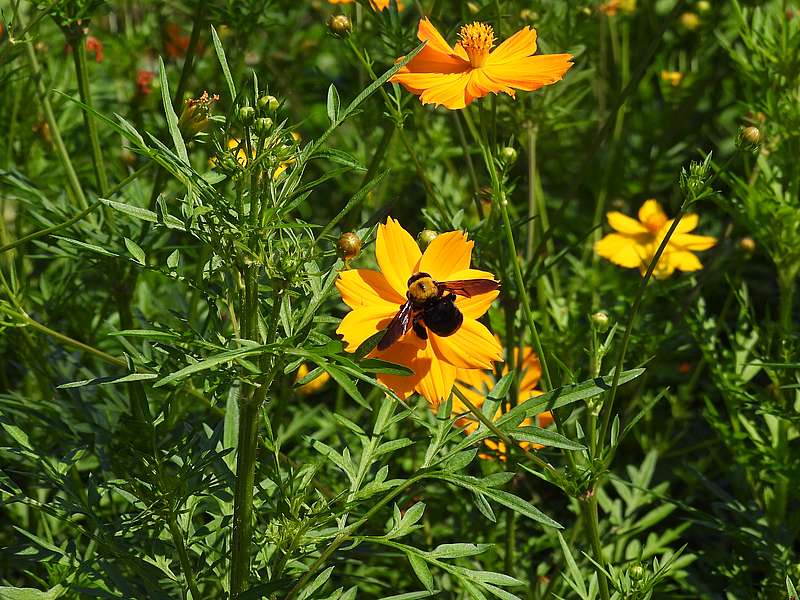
377,272 -> 500,351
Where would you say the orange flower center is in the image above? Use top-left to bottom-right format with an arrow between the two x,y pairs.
643,213 -> 667,234
458,22 -> 495,68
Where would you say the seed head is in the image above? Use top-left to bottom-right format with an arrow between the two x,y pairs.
417,229 -> 438,249
337,232 -> 362,263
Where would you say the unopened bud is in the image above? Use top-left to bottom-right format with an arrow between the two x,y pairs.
739,237 -> 756,254
629,563 -> 645,581
258,94 -> 280,113
255,117 -> 274,136
467,2 -> 481,14
696,0 -> 711,13
337,232 -> 362,263
236,105 -> 256,126
591,311 -> 610,333
500,146 -> 518,167
737,126 -> 761,152
417,229 -> 438,249
680,11 -> 701,30
327,14 -> 352,38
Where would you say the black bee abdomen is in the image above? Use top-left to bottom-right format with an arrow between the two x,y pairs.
422,296 -> 463,337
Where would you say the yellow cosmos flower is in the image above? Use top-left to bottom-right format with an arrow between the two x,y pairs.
295,363 -> 331,395
453,347 -> 553,460
390,19 -> 573,110
336,217 -> 502,406
595,199 -> 717,279
329,0 -> 405,10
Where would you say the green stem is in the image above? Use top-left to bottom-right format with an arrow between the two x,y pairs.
505,508 -> 516,576
579,493 -> 611,600
24,34 -> 90,212
72,35 -> 109,196
168,515 -> 201,600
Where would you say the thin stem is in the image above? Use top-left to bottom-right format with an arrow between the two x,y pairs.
579,493 -> 611,600
167,515 -> 201,600
72,35 -> 109,196
24,33 -> 90,212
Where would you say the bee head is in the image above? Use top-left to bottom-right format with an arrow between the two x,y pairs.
407,272 -> 438,304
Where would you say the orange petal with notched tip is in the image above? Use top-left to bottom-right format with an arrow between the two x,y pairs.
375,217 -> 421,296
487,26 -> 538,65
417,72 -> 473,109
482,54 -> 574,92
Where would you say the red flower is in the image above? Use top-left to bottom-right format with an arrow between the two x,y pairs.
136,69 -> 155,95
85,36 -> 104,63
164,23 -> 190,58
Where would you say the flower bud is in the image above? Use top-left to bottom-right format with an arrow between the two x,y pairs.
254,117 -> 274,136
327,14 -> 352,38
629,563 -> 645,581
739,236 -> 756,254
236,105 -> 256,126
257,94 -> 280,113
337,232 -> 362,263
178,91 -> 219,139
467,2 -> 481,14
499,146 -> 518,167
520,9 -> 539,21
417,229 -> 438,249
696,0 -> 711,13
737,126 -> 761,152
680,11 -> 701,30
591,311 -> 610,333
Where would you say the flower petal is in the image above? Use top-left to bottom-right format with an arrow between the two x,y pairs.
337,304 -> 399,352
595,233 -> 648,269
671,232 -> 717,251
486,26 -> 538,65
419,231 -> 474,280
444,268 -> 499,319
482,54 -> 573,92
430,319 -> 503,369
417,72 -> 473,109
376,217 -> 422,296
417,17 -> 456,54
517,347 -> 542,393
414,344 -> 457,407
374,339 -> 426,400
664,213 -> 699,234
638,199 -> 667,225
664,248 -> 704,272
607,211 -> 648,234
337,268 -> 405,309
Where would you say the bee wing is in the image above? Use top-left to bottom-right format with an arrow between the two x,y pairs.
439,279 -> 500,298
377,301 -> 413,351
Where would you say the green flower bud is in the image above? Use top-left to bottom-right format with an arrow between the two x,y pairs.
236,105 -> 256,126
629,563 -> 645,581
257,94 -> 280,113
337,232 -> 362,263
591,311 -> 610,333
500,146 -> 518,167
417,229 -> 438,249
254,117 -> 274,136
736,126 -> 761,152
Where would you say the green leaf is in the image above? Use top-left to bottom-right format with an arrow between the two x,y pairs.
158,57 -> 189,165
488,371 -> 515,400
479,487 -> 562,529
509,426 -> 586,451
359,358 -> 414,376
558,531 -> 588,598
0,585 -> 65,600
407,553 -> 434,592
100,198 -> 184,229
429,543 -> 492,559
57,373 -> 157,389
378,593 -> 438,600
211,26 -> 236,101
1,424 -> 32,450
52,235 -> 116,257
327,84 -> 341,123
124,237 -> 146,265
297,566 -> 335,600
317,362 -> 370,409
154,345 -> 275,387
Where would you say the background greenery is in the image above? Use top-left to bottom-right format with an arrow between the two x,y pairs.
1,0 -> 798,598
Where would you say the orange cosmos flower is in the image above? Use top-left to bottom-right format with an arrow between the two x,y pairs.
329,0 -> 405,10
336,218 -> 502,406
390,19 -> 573,110
595,199 -> 717,279
453,347 -> 553,459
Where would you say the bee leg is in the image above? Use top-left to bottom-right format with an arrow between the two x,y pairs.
412,314 -> 428,340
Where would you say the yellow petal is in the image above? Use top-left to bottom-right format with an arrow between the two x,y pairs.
419,231 -> 473,280
337,268 -> 405,309
430,319 -> 503,369
417,72 -> 473,109
638,199 -> 667,226
664,248 -> 703,271
595,233 -> 648,269
664,213 -> 699,234
374,339 -> 425,400
671,232 -> 717,251
517,347 -> 542,392
337,305 -> 397,352
607,211 -> 648,234
486,27 -> 538,65
414,346 -> 457,408
375,217 -> 421,296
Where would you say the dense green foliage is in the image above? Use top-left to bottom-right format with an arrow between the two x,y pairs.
1,0 -> 799,598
